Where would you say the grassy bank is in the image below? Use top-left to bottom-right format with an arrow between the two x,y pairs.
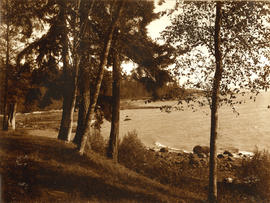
0,130 -> 202,202
2,108 -> 270,202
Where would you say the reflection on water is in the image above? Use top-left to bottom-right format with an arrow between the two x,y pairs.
101,92 -> 270,153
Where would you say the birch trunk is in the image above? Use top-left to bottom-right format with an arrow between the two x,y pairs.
208,2 -> 222,203
7,102 -> 17,130
78,0 -> 124,155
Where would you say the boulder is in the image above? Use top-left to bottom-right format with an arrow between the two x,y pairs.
160,147 -> 169,153
223,150 -> 233,157
193,145 -> 210,155
197,153 -> 207,158
217,154 -> 225,159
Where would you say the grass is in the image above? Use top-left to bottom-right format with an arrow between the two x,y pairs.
4,107 -> 270,202
0,130 -> 203,202
116,131 -> 270,203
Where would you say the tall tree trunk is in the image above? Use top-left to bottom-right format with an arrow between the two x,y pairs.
208,2 -> 222,203
58,83 -> 77,141
2,1 -> 10,131
107,48 -> 121,161
58,1 -> 76,141
73,0 -> 94,146
7,102 -> 17,130
73,64 -> 90,145
77,0 -> 124,155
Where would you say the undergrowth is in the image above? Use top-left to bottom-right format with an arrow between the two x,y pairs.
89,130 -> 270,202
236,149 -> 270,201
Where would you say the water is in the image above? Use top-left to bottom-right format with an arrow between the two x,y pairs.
101,92 -> 270,153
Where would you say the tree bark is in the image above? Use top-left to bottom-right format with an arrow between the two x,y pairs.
107,48 -> 121,162
58,84 -> 77,141
77,0 -> 124,155
7,102 -> 17,130
208,2 -> 222,203
58,1 -> 77,141
73,64 -> 91,145
2,0 -> 10,131
73,0 -> 94,146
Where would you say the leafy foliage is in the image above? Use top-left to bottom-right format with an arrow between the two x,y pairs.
162,1 -> 270,110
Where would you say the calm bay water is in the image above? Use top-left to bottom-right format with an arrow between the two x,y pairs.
101,92 -> 270,153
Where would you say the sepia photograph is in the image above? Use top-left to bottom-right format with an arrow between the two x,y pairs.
1,0 -> 270,202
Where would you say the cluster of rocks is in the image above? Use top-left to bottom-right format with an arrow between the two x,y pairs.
152,145 -> 252,170
149,145 -> 259,188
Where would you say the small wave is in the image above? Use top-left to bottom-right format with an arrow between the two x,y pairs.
154,142 -> 189,153
239,151 -> 254,156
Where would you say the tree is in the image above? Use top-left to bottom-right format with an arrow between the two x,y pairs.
0,0 -> 51,130
105,0 -> 175,161
57,0 -> 80,141
16,0 -> 82,141
208,2 -> 222,201
161,1 -> 270,201
77,0 -> 125,155
107,46 -> 121,161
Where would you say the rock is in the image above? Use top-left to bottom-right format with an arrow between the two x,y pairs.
223,150 -> 233,157
197,153 -> 207,158
193,145 -> 210,155
217,154 -> 224,159
227,156 -> 234,162
124,118 -> 131,121
189,157 -> 200,167
177,152 -> 183,156
160,147 -> 169,153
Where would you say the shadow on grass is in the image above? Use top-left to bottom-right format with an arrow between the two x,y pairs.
0,131 -> 204,202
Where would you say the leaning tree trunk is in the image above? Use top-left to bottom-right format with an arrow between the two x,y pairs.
77,0 -> 124,155
7,102 -> 17,130
208,2 -> 222,203
58,2 -> 77,141
107,48 -> 121,162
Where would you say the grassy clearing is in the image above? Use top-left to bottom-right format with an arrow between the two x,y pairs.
0,130 -> 203,202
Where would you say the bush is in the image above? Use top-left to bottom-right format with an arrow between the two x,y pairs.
87,130 -> 107,156
237,149 -> 270,200
118,130 -> 148,170
118,130 -> 182,186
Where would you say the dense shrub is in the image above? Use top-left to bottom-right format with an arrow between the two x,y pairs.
237,149 -> 270,200
118,130 -> 147,170
118,130 -> 182,186
87,130 -> 108,156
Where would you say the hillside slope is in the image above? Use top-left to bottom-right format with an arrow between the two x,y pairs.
0,130 -> 203,203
